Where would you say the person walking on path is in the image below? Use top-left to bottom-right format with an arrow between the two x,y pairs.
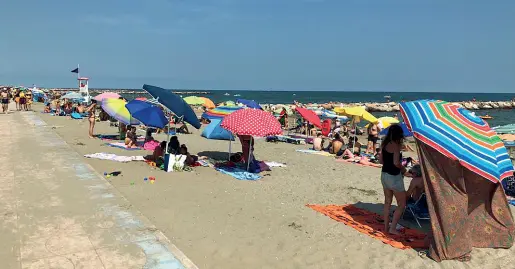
86,100 -> 97,138
1,88 -> 9,114
379,124 -> 407,235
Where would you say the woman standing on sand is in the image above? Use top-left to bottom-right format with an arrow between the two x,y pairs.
86,100 -> 97,138
379,124 -> 407,235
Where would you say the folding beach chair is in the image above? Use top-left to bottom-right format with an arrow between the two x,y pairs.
404,193 -> 430,228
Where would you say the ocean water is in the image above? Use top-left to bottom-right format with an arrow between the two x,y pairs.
117,90 -> 515,127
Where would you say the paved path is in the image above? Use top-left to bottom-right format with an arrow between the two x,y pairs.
0,109 -> 197,269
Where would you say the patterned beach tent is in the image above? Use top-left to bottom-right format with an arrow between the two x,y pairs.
400,100 -> 515,262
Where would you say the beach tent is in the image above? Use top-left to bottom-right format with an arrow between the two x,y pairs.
401,100 -> 514,262
202,118 -> 235,141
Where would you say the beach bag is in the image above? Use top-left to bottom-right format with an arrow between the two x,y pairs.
164,153 -> 187,172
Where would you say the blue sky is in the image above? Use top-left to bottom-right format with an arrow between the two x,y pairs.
1,0 -> 514,92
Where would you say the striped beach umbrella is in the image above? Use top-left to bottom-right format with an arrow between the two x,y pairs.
101,98 -> 140,125
400,100 -> 514,183
202,106 -> 242,119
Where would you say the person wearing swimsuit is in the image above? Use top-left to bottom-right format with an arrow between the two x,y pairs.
379,124 -> 407,235
1,89 -> 9,113
367,122 -> 379,153
86,100 -> 97,138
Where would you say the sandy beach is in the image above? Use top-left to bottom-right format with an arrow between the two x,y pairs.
24,103 -> 515,269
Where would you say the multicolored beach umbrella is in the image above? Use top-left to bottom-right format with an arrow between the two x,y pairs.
101,98 -> 140,125
202,106 -> 242,120
400,100 -> 514,183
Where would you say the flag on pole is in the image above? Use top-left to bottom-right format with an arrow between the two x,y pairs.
71,68 -> 79,73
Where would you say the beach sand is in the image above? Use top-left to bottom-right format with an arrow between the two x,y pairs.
34,106 -> 515,269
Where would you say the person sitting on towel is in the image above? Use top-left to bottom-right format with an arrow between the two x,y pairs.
328,133 -> 346,156
124,126 -> 138,148
313,132 -> 324,151
152,141 -> 166,162
44,103 -> 52,113
179,144 -> 207,166
168,136 -> 181,154
145,128 -> 156,142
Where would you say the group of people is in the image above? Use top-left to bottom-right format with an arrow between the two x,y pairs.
0,87 -> 34,113
147,135 -> 205,167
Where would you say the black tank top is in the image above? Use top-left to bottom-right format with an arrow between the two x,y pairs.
381,146 -> 402,176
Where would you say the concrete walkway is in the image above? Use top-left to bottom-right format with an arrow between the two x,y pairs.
0,109 -> 197,269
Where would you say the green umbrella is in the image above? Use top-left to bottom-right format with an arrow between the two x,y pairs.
183,96 -> 205,105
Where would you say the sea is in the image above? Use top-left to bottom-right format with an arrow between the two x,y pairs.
117,89 -> 515,127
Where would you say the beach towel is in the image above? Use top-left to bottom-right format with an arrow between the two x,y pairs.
105,142 -> 142,150
296,149 -> 334,157
264,161 -> 287,168
84,153 -> 145,162
215,166 -> 262,180
307,204 -> 427,250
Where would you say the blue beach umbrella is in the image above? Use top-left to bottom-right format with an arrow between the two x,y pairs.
142,84 -> 201,129
236,99 -> 263,110
125,100 -> 168,129
380,122 -> 413,137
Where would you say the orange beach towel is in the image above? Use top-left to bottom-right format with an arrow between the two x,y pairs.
307,204 -> 427,250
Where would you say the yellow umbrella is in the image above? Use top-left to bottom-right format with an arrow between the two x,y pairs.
366,116 -> 399,128
334,106 -> 378,123
200,97 -> 215,109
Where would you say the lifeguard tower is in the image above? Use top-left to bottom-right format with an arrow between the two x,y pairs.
78,77 -> 91,103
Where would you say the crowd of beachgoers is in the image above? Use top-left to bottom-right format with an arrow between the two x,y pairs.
2,84 -> 515,268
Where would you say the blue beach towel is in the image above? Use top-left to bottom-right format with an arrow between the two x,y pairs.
215,166 -> 262,180
509,200 -> 515,207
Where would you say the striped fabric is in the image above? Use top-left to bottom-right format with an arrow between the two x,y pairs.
400,100 -> 514,183
202,106 -> 242,119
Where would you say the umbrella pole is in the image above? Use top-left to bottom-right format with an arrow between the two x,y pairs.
247,136 -> 253,171
228,138 -> 232,161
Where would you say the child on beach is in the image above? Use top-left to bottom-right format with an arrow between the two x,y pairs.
313,133 -> 324,151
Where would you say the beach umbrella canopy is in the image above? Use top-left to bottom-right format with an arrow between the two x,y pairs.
379,122 -> 413,137
236,99 -> 263,110
183,96 -> 205,106
125,100 -> 167,129
295,107 -> 322,128
221,109 -> 282,137
142,84 -> 201,129
334,106 -> 378,123
101,98 -> 140,125
202,106 -> 242,119
200,97 -> 215,109
400,100 -> 514,183
94,92 -> 121,102
60,92 -> 83,100
376,116 -> 399,128
224,101 -> 237,107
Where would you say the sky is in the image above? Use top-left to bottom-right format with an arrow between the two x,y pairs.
0,0 -> 514,92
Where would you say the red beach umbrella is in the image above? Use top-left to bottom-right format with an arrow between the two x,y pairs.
220,109 -> 282,137
295,107 -> 322,128
135,97 -> 147,101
